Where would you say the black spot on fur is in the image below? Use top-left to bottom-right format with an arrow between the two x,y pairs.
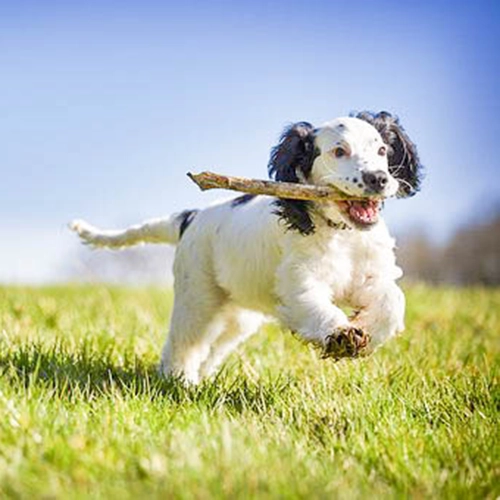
178,209 -> 199,238
355,110 -> 423,197
275,200 -> 315,235
231,194 -> 256,207
268,122 -> 319,235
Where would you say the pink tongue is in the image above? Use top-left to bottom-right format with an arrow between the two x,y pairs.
349,202 -> 377,222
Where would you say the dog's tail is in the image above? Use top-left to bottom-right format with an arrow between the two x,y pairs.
69,209 -> 198,249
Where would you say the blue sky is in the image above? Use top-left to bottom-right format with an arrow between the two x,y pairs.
1,0 -> 499,282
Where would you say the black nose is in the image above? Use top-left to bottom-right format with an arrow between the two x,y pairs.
362,170 -> 388,193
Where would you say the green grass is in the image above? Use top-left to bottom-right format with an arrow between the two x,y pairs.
0,285 -> 498,499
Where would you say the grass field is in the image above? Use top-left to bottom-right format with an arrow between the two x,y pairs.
0,285 -> 498,499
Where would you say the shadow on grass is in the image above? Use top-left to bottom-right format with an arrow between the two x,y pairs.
0,340 -> 293,414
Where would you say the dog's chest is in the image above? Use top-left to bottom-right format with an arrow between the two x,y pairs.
290,224 -> 397,298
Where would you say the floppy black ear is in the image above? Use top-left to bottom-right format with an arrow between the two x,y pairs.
356,111 -> 423,197
268,122 -> 318,182
267,122 -> 319,235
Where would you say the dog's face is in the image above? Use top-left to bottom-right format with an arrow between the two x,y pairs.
311,117 -> 399,197
311,117 -> 399,227
268,111 -> 422,234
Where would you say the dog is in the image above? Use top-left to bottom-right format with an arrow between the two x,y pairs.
71,111 -> 422,384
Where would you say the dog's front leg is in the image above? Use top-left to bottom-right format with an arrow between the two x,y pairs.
275,265 -> 370,359
351,279 -> 405,350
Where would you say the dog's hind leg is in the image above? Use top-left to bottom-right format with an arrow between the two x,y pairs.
198,307 -> 265,379
159,280 -> 230,384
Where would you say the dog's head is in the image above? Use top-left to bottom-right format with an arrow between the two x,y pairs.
268,112 -> 422,234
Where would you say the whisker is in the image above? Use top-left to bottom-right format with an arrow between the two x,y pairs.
389,163 -> 405,175
396,178 -> 413,191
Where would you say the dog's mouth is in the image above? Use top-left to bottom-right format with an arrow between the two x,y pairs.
336,199 -> 382,227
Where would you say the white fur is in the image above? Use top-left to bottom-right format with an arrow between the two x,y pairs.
71,117 -> 406,384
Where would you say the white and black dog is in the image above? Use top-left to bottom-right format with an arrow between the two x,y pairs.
71,111 -> 422,384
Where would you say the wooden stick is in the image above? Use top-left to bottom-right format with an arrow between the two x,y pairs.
187,171 -> 362,202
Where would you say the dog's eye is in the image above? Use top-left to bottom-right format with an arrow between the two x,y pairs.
334,147 -> 347,158
378,146 -> 387,156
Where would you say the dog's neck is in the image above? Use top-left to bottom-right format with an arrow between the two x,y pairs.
311,202 -> 352,231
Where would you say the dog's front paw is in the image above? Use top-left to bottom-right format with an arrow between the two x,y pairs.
322,326 -> 371,360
